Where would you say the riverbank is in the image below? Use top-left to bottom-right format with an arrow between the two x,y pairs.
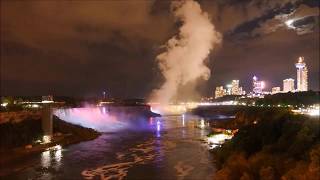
210,107 -> 320,179
191,105 -> 246,119
0,115 -> 100,175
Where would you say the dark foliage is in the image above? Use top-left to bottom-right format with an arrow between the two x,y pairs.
213,108 -> 320,179
0,118 -> 42,149
256,91 -> 320,106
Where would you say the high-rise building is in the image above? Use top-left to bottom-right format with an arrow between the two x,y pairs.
253,76 -> 264,94
271,87 -> 281,94
283,78 -> 295,92
295,57 -> 308,91
226,84 -> 232,95
239,87 -> 245,95
231,80 -> 240,95
215,86 -> 226,99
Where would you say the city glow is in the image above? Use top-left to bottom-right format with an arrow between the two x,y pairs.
292,104 -> 320,116
42,100 -> 54,103
308,109 -> 320,116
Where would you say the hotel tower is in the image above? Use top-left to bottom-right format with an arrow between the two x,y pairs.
295,57 -> 308,91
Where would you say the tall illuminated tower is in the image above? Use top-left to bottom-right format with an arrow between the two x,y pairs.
231,80 -> 240,95
252,76 -> 264,94
295,57 -> 308,91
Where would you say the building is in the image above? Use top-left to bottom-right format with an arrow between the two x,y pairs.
215,86 -> 226,99
239,87 -> 245,95
42,95 -> 53,103
226,84 -> 232,95
230,80 -> 245,95
231,80 -> 242,95
42,103 -> 53,143
271,87 -> 281,94
252,76 -> 264,94
231,80 -> 240,95
283,78 -> 295,92
295,57 -> 308,91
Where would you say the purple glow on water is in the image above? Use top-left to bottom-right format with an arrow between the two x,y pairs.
149,117 -> 154,125
156,120 -> 161,137
102,106 -> 107,114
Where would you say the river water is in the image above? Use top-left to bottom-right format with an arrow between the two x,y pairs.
2,109 -> 216,180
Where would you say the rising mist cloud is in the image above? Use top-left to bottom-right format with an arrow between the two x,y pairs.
150,0 -> 222,104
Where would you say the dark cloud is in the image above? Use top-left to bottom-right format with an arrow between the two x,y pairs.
1,0 -> 319,98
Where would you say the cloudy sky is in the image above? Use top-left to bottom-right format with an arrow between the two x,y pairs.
1,0 -> 319,98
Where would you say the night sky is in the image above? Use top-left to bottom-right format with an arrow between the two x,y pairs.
1,0 -> 319,98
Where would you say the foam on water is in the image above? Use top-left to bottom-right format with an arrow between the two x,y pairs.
81,138 -> 177,179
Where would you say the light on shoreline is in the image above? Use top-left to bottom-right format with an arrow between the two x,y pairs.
291,104 -> 320,116
200,119 -> 205,129
207,133 -> 233,149
42,135 -> 51,144
1,102 -> 8,107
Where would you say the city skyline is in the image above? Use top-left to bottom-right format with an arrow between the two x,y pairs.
214,56 -> 315,97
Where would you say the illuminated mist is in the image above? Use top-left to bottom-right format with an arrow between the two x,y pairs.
54,107 -> 151,132
150,0 -> 221,104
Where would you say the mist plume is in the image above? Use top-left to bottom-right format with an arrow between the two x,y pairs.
150,0 -> 222,104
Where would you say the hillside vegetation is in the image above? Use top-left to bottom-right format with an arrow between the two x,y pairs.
213,107 -> 320,180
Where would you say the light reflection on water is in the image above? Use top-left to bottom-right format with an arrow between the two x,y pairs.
182,114 -> 185,127
156,120 -> 161,138
41,151 -> 50,168
40,145 -> 63,169
79,114 -> 214,179
4,110 -> 216,180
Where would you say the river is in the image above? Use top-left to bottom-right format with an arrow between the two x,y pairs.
2,108 -> 216,180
